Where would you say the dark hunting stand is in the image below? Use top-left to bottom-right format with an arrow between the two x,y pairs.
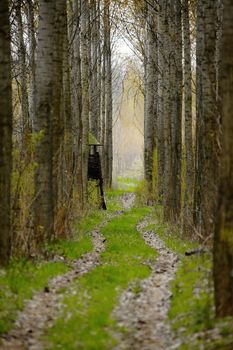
88,137 -> 107,210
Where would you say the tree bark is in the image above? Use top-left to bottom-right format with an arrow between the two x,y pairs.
213,0 -> 233,317
194,0 -> 218,239
183,0 -> 194,233
52,0 -> 67,214
144,0 -> 157,196
0,0 -> 12,265
103,0 -> 113,188
163,0 -> 182,222
34,0 -> 55,243
80,0 -> 90,203
27,0 -> 36,131
15,0 -> 30,140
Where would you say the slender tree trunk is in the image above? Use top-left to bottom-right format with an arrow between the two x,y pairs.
62,5 -> 72,211
172,0 -> 182,220
101,50 -> 106,171
52,0 -> 67,215
80,0 -> 90,203
213,0 -> 233,317
163,0 -> 182,222
90,0 -> 101,140
27,0 -> 36,131
16,0 -> 30,140
163,1 -> 174,221
156,0 -> 165,201
194,0 -> 218,239
104,0 -> 113,188
0,0 -> 12,265
70,0 -> 83,208
183,0 -> 194,233
144,0 -> 157,196
194,0 -> 205,231
34,0 -> 55,243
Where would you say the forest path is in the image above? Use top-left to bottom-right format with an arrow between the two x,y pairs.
1,231 -> 106,350
1,193 -> 180,350
113,215 -> 180,350
1,203 -> 127,350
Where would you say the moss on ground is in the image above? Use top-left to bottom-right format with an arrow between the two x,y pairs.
45,207 -> 158,350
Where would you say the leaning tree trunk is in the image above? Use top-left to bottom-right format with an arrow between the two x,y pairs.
213,0 -> 233,317
34,0 -> 55,243
182,0 -> 194,234
0,0 -> 12,265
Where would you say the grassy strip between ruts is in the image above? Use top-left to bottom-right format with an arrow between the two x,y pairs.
0,209 -> 108,336
0,182 -> 127,337
45,206 -> 158,350
143,206 -> 233,350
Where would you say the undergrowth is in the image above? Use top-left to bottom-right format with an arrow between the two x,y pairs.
45,207 -> 158,350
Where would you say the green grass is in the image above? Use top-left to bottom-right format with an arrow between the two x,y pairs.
111,177 -> 142,193
46,207 -> 158,350
0,209 -> 108,336
169,255 -> 214,334
0,260 -> 68,335
45,236 -> 93,261
145,207 -> 233,350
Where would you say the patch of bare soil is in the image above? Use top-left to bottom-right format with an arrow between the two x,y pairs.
113,217 -> 181,350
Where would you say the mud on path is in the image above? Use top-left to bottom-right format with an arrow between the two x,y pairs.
113,216 -> 180,350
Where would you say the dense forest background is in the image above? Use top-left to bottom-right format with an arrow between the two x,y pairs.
0,0 -> 233,345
